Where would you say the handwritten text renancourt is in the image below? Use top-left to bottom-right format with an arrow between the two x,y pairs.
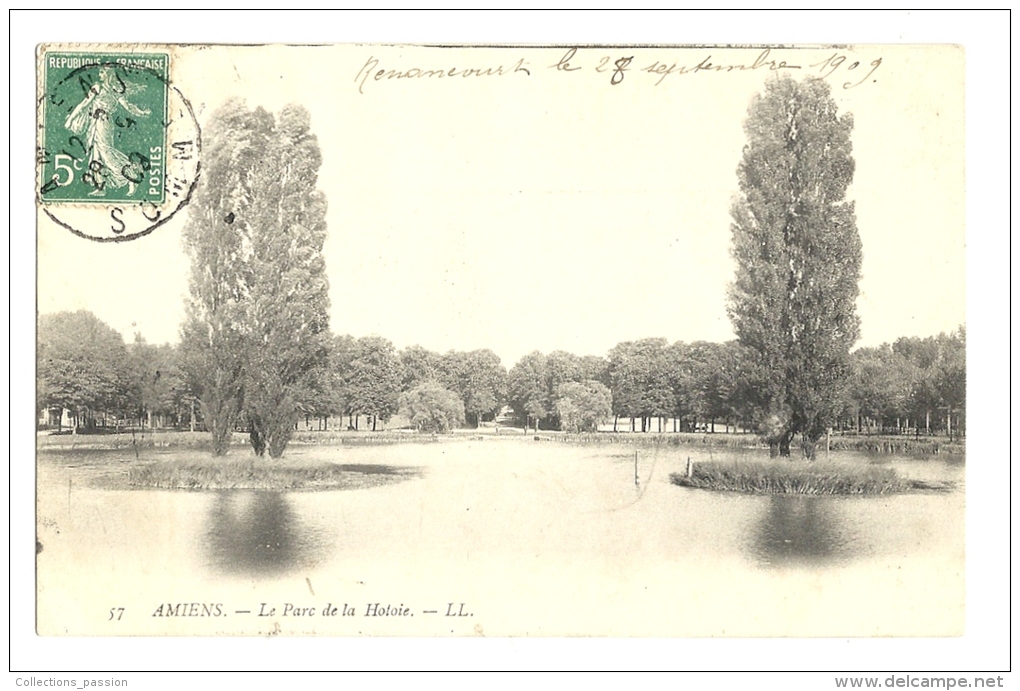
355,56 -> 531,95
354,47 -> 882,94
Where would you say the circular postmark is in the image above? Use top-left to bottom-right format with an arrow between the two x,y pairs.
37,50 -> 201,242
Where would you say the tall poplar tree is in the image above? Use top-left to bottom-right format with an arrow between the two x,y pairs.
727,76 -> 862,459
182,100 -> 329,457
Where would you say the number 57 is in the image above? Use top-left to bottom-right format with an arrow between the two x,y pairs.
108,607 -> 124,621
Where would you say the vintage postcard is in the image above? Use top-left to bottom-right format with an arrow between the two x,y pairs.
35,43 -> 966,638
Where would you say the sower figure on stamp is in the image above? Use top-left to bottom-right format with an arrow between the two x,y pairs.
65,66 -> 151,197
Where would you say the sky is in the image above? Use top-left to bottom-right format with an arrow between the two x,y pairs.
34,42 -> 967,368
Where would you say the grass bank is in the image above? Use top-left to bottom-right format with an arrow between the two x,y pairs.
38,428 -> 963,457
669,459 -> 954,495
553,432 -> 962,456
127,458 -> 420,491
37,429 -> 214,451
36,428 -> 455,452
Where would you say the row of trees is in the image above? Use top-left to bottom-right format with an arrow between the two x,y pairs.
38,308 -> 966,442
35,310 -> 510,439
509,334 -> 965,439
850,329 -> 966,439
299,338 -> 508,432
37,311 -> 195,432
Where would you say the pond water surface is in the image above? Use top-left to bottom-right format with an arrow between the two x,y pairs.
36,439 -> 964,636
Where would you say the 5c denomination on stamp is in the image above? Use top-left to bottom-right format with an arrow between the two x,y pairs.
37,47 -> 201,242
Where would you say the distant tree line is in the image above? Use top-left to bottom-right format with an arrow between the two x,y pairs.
37,309 -> 965,441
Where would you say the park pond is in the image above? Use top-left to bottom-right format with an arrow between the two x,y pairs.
36,437 -> 964,636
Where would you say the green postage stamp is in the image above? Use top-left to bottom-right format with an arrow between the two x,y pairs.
40,52 -> 169,204
36,47 -> 200,241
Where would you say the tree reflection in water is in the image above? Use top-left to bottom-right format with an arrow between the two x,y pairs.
204,492 -> 324,576
753,495 -> 851,568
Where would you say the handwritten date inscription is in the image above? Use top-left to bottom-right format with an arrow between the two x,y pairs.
552,47 -> 882,88
354,47 -> 881,94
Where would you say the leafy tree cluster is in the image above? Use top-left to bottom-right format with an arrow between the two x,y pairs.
554,380 -> 613,434
290,338 -> 508,434
38,311 -> 131,431
124,335 -> 193,430
37,311 -> 197,432
605,338 -> 753,434
507,350 -> 607,431
504,341 -> 755,434
400,382 -> 466,433
847,328 -> 966,438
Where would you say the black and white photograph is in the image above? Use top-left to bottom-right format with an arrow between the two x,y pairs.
13,11 -> 1011,679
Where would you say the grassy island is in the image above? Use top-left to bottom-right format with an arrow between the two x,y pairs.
669,459 -> 954,495
127,457 -> 420,492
